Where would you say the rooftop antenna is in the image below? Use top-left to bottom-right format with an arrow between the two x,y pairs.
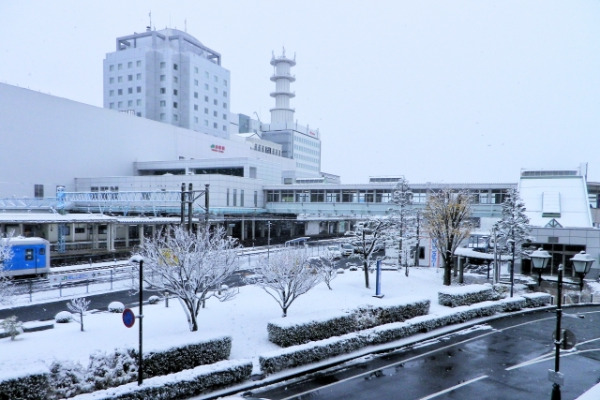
147,11 -> 152,31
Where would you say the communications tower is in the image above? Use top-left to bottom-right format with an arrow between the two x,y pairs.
269,49 -> 296,124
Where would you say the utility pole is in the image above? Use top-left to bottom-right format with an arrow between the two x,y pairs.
180,183 -> 210,231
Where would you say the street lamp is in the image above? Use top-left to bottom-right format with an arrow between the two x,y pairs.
530,250 -> 595,400
530,248 -> 552,286
570,251 -> 595,291
129,255 -> 145,386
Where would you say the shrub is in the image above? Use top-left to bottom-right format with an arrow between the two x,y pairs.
267,299 -> 430,347
1,315 -> 24,340
54,311 -> 73,323
148,295 -> 160,305
438,284 -> 495,307
108,301 -> 125,313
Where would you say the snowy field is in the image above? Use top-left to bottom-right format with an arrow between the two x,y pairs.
2,265 -> 600,400
0,266 -> 452,381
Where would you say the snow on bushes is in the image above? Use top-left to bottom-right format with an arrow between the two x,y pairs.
0,373 -> 49,400
142,336 -> 232,377
267,299 -> 431,347
44,336 -> 231,398
107,302 -> 125,313
67,359 -> 253,400
521,292 -> 552,307
1,315 -> 24,340
55,311 -> 73,323
259,295 -> 542,375
437,284 -> 497,307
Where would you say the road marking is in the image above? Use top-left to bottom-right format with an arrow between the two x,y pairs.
276,312 -> 592,400
418,375 -> 489,400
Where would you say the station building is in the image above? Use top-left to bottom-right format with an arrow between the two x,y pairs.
1,27 -> 600,285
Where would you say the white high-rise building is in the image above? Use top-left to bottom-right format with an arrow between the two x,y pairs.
103,27 -> 231,138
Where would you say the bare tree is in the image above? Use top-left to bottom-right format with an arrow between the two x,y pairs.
134,225 -> 239,331
424,188 -> 473,286
345,216 -> 394,288
67,297 -> 91,332
255,247 -> 322,317
311,248 -> 339,290
0,233 -> 15,305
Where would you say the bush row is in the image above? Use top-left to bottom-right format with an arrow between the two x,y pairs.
0,373 -> 49,400
143,336 -> 232,377
259,294 -> 550,375
267,299 -> 431,347
438,284 -> 496,307
68,359 -> 253,400
1,336 -> 232,400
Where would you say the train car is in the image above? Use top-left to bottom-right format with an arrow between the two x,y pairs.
1,237 -> 51,278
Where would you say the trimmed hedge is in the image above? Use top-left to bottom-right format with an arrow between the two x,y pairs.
267,299 -> 430,347
259,295 -> 540,375
521,292 -> 552,308
142,336 -> 232,378
0,373 -> 49,400
0,336 -> 232,399
438,284 -> 495,307
68,359 -> 253,400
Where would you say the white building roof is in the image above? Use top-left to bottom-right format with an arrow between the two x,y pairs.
519,175 -> 593,228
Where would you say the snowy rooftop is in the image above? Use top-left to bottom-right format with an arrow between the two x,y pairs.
519,175 -> 593,228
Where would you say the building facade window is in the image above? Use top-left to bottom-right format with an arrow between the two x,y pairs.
34,184 -> 44,198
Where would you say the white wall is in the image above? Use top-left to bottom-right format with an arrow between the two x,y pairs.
0,83 -> 294,198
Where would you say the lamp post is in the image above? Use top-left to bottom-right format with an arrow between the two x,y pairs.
570,250 -> 596,291
267,221 -> 272,261
129,255 -> 144,386
530,249 -> 595,400
530,248 -> 552,286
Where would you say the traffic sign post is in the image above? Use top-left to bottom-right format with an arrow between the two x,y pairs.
122,308 -> 135,328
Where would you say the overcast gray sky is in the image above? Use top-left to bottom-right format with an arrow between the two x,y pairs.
1,1 -> 599,184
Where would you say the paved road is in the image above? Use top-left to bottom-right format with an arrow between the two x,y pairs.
0,289 -> 156,322
237,306 -> 600,400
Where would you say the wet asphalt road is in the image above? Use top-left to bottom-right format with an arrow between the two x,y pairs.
240,306 -> 600,400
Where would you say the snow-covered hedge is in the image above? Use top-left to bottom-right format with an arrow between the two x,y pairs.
521,292 -> 552,308
0,373 -> 49,400
28,337 -> 232,399
108,302 -> 125,313
143,336 -> 232,377
438,284 -> 496,307
267,299 -> 430,347
67,359 -> 252,400
259,296 -> 539,375
55,311 -> 73,323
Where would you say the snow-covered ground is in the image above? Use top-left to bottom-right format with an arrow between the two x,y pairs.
1,266 -> 599,399
0,267 -> 448,380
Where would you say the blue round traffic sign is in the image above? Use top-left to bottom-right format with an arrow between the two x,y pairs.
122,308 -> 135,328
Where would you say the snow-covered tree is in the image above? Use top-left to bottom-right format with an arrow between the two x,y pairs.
391,177 -> 413,276
134,225 -> 239,331
424,188 -> 473,286
1,315 -> 23,340
389,177 -> 417,276
345,216 -> 394,289
254,247 -> 322,317
493,188 -> 531,296
0,233 -> 15,305
310,248 -> 339,290
67,297 -> 91,332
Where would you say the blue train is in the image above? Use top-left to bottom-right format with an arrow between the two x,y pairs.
1,237 -> 51,278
